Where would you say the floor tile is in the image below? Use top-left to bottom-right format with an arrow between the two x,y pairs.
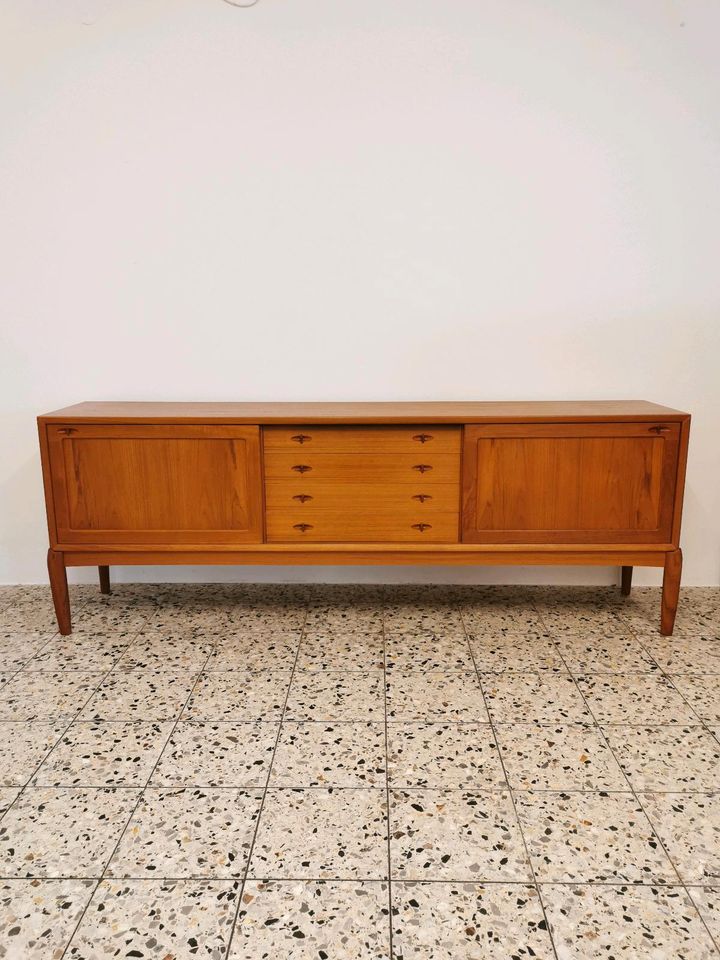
68,607 -> 148,633
641,636 -> 720,675
183,672 -> 290,721
556,633 -> 658,674
601,725 -> 720,790
0,879 -> 96,958
31,721 -> 173,787
231,879 -> 390,959
688,886 -> 720,945
514,790 -> 676,884
285,672 -> 385,722
0,722 -> 67,787
389,789 -> 530,882
383,611 -> 465,634
205,631 -> 300,672
461,601 -> 544,633
270,722 -> 387,787
386,673 -> 489,723
0,672 -> 103,722
576,675 -> 698,724
392,881 -> 555,959
78,671 -> 197,722
483,674 -> 592,724
385,631 -> 474,672
22,634 -> 135,672
640,792 -> 720,883
107,787 -> 263,879
0,634 -> 53,672
535,603 -> 627,635
65,879 -> 239,959
387,723 -> 506,789
542,883 -> 717,959
469,633 -> 566,673
150,721 -> 279,788
0,791 -> 20,821
495,723 -> 628,791
0,787 -> 139,878
250,788 -> 388,880
297,629 -> 384,671
670,675 -> 720,723
115,633 -> 214,671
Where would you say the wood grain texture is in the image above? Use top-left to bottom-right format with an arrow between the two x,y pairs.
46,424 -> 264,546
263,451 -> 460,483
63,548 -> 668,567
38,400 -> 690,424
661,548 -> 683,635
462,422 -> 680,544
263,425 -> 461,452
47,549 -> 71,634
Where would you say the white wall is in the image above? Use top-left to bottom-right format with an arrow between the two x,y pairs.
1,0 -> 719,586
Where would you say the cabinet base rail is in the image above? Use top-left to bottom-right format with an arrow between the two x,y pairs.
47,548 -> 682,637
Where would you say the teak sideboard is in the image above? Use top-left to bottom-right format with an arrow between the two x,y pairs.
37,400 -> 690,636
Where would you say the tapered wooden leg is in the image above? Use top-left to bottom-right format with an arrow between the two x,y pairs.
621,566 -> 633,596
660,548 -> 682,636
98,565 -> 111,595
47,549 -> 72,635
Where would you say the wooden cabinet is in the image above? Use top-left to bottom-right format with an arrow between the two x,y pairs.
462,422 -> 681,544
46,424 -> 263,546
37,401 -> 690,637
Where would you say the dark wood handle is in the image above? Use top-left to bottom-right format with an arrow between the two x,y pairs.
58,428 -> 77,435
412,433 -> 434,443
291,465 -> 312,473
411,523 -> 432,532
292,494 -> 313,503
291,434 -> 311,444
412,494 -> 433,502
412,464 -> 433,473
293,523 -> 313,532
649,425 -> 670,433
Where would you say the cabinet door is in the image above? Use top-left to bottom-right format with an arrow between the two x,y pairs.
47,424 -> 263,546
462,422 -> 681,544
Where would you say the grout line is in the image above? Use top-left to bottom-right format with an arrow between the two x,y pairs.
58,651 -> 210,959
221,604 -> 309,960
461,602 -> 561,960
565,660 -> 720,954
381,608 -> 395,960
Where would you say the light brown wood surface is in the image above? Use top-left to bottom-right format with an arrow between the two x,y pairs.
462,422 -> 680,544
37,400 -> 690,637
46,424 -> 263,546
39,400 -> 689,423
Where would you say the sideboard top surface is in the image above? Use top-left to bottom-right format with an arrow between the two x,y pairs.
38,400 -> 690,424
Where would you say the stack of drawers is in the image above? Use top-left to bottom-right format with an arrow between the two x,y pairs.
263,426 -> 461,542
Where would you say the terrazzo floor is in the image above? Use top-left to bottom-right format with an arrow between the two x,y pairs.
0,582 -> 719,958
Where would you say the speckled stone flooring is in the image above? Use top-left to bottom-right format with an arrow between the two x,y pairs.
0,583 -> 719,958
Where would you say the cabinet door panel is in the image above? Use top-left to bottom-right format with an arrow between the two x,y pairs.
462,422 -> 680,544
48,424 -> 263,545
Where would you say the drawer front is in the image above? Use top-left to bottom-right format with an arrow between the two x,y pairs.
265,481 -> 459,513
267,512 -> 459,543
263,451 -> 460,484
264,425 -> 461,453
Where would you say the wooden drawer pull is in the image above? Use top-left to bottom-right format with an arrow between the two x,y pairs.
293,523 -> 313,532
412,464 -> 433,473
58,428 -> 77,435
291,434 -> 312,444
412,433 -> 433,443
411,523 -> 432,532
291,464 -> 312,473
292,494 -> 313,503
649,425 -> 670,433
412,494 -> 433,502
